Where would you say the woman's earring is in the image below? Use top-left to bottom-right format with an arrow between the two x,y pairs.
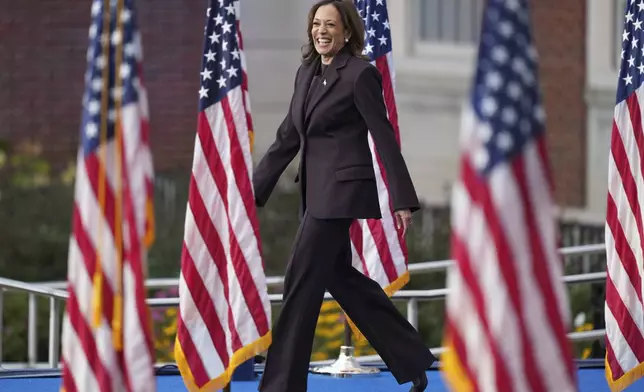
345,37 -> 349,43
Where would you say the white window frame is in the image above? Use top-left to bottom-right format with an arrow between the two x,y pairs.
388,0 -> 479,79
584,0 -> 624,216
414,0 -> 483,56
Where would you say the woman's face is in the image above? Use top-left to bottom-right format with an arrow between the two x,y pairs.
311,4 -> 347,62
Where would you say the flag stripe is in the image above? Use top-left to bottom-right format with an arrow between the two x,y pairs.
606,209 -> 644,344
368,134 -> 407,274
606,302 -> 640,377
493,157 -> 574,392
181,237 -> 231,368
61,317 -> 99,392
176,315 -> 210,387
350,221 -> 370,275
607,81 -> 644,388
122,266 -> 152,392
71,200 -> 128,392
451,233 -> 513,391
624,95 -> 644,272
606,193 -> 644,307
119,122 -> 156,378
445,57 -> 576,388
512,149 -> 576,385
451,177 -> 530,391
187,169 -> 240,362
442,3 -> 577,390
606,269 -> 644,363
376,55 -> 400,146
67,291 -> 113,392
531,138 -> 571,325
346,1 -> 409,343
611,108 -> 644,289
444,247 -> 493,391
85,155 -> 117,235
605,337 -> 626,380
365,219 -> 398,282
178,272 -> 223,385
62,2 -> 157,390
60,358 -> 81,392
609,117 -> 644,301
445,316 -> 479,392
462,157 -> 547,392
176,2 -> 272,389
201,103 -> 268,338
221,96 -> 271,335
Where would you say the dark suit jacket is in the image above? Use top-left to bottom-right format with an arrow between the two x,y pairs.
253,47 -> 420,219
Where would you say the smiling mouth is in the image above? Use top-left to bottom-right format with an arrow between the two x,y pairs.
316,38 -> 331,45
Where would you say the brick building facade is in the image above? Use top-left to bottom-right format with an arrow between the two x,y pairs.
532,0 -> 587,208
0,0 -> 615,217
0,0 -> 205,171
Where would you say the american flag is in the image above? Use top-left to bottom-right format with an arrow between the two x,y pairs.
346,0 -> 409,340
441,1 -> 577,391
60,0 -> 156,391
605,1 -> 644,390
173,0 -> 272,390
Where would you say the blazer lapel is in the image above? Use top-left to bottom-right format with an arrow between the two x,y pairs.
292,63 -> 316,136
304,49 -> 351,125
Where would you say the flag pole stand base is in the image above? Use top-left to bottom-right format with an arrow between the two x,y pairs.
310,346 -> 380,378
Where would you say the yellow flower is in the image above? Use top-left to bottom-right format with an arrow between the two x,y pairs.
582,348 -> 591,360
163,317 -> 177,337
324,339 -> 343,350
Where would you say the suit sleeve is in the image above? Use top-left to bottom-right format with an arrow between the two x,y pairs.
252,67 -> 301,207
353,64 -> 420,213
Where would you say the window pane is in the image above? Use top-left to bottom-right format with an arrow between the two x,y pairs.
418,0 -> 483,44
419,0 -> 441,41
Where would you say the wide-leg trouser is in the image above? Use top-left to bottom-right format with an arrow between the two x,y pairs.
258,212 -> 436,392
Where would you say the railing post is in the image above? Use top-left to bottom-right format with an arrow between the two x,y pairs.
28,293 -> 37,367
48,297 -> 60,368
407,298 -> 419,330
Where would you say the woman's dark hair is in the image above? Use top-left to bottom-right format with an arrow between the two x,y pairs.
301,0 -> 367,65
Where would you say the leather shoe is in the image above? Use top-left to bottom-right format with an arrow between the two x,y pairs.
409,372 -> 428,391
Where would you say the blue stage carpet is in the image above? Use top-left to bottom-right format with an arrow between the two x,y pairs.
0,367 -> 643,391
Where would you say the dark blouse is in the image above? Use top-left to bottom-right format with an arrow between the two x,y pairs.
304,62 -> 329,114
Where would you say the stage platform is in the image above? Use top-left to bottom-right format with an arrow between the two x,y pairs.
0,360 -> 640,391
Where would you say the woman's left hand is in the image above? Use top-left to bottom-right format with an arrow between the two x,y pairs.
395,209 -> 413,236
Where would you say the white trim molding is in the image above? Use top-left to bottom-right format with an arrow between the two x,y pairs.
586,0 -> 621,92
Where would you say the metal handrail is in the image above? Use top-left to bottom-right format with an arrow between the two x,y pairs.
0,242 -> 608,371
0,278 -> 68,369
144,269 -> 608,307
35,243 -> 606,291
0,278 -> 68,300
408,243 -> 607,274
